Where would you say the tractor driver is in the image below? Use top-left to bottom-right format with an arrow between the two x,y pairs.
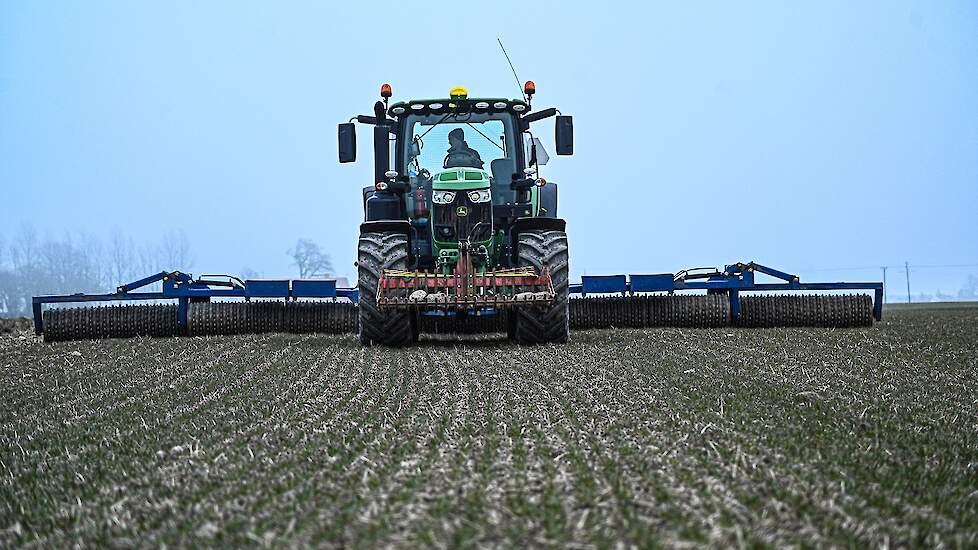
443,128 -> 484,169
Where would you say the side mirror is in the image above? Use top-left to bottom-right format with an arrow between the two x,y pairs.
338,123 -> 356,163
555,116 -> 573,155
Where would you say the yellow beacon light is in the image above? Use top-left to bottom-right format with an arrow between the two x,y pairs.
450,86 -> 468,100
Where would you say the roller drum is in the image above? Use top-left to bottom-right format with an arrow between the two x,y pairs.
187,301 -> 285,336
42,304 -> 180,342
570,295 -> 730,329
187,301 -> 358,336
737,294 -> 873,327
284,302 -> 357,334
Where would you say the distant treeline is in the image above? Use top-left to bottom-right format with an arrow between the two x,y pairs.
899,279 -> 978,304
0,229 -> 337,318
0,227 -> 192,317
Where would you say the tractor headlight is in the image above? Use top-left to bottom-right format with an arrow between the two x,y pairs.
467,189 -> 491,203
432,190 -> 456,204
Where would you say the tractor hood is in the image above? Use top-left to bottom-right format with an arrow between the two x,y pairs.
431,168 -> 490,191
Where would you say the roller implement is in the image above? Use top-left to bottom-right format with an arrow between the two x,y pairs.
32,271 -> 358,342
31,82 -> 883,343
569,262 -> 881,329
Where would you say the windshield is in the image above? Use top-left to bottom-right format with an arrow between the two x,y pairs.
403,112 -> 518,181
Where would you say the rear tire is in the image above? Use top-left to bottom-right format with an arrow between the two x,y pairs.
514,229 -> 570,344
357,231 -> 414,346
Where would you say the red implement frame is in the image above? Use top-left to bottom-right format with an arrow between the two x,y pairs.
377,243 -> 554,310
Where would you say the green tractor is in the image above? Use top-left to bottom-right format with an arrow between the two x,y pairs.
338,82 -> 574,345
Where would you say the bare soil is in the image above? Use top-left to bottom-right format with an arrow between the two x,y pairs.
1,305 -> 976,547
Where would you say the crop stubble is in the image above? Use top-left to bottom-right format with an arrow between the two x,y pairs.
1,305 -> 976,547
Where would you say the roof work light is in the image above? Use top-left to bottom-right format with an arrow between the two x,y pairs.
450,86 -> 468,100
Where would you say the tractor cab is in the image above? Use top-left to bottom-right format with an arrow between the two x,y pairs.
397,104 -> 518,274
394,96 -> 530,265
399,101 -> 524,209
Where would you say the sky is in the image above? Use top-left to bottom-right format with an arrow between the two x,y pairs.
1,1 -> 976,299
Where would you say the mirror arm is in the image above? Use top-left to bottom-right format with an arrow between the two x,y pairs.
356,115 -> 397,126
520,107 -> 558,130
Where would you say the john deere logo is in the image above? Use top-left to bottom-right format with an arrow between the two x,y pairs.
456,206 -> 468,217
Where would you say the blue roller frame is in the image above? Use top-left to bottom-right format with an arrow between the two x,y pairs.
569,261 -> 884,322
33,261 -> 884,335
32,271 -> 359,335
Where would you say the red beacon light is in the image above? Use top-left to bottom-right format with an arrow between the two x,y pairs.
523,80 -> 536,97
380,83 -> 392,99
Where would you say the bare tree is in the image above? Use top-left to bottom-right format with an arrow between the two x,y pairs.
34,231 -> 103,294
109,228 -> 135,284
288,239 -> 333,278
0,235 -> 9,315
161,230 -> 193,270
959,274 -> 978,301
0,228 -> 198,317
11,223 -> 39,271
136,241 -> 160,276
77,230 -> 107,290
239,267 -> 261,280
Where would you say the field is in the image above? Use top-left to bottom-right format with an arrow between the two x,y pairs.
2,305 -> 977,547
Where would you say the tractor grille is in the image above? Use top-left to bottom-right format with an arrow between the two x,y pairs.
433,191 -> 492,242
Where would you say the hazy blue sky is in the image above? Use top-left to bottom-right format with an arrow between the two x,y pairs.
2,1 -> 976,298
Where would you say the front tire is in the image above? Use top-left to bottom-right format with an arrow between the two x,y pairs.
514,230 -> 570,344
357,231 -> 414,346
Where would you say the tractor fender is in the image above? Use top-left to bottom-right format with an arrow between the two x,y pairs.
359,220 -> 412,236
511,216 -> 566,234
360,221 -> 418,266
361,186 -> 375,214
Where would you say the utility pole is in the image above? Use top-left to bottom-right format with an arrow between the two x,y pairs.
881,266 -> 887,304
905,261 -> 911,303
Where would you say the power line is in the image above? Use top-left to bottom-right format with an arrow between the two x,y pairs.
902,263 -> 978,269
794,262 -> 978,303
803,266 -> 885,273
803,263 -> 978,273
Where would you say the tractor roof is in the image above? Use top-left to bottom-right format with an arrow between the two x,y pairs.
387,98 -> 529,118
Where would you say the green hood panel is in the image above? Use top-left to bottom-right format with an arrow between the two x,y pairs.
431,168 -> 490,191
